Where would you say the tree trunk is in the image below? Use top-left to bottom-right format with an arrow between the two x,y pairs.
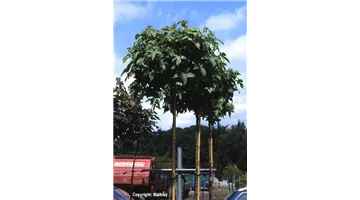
171,89 -> 177,200
195,114 -> 201,200
208,124 -> 214,200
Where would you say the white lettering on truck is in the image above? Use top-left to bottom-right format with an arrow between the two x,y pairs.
114,162 -> 145,167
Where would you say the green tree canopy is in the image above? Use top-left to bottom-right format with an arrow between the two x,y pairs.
122,20 -> 242,116
113,77 -> 159,154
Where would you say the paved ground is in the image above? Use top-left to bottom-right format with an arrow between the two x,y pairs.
185,188 -> 231,200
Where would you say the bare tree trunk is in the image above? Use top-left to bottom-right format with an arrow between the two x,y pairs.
195,114 -> 201,200
171,89 -> 177,200
208,124 -> 214,200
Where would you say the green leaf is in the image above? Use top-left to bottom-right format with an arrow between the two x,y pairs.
122,66 -> 130,75
195,42 -> 200,49
172,74 -> 179,79
176,56 -> 181,66
149,73 -> 154,82
181,73 -> 188,85
185,72 -> 195,78
180,20 -> 188,27
160,36 -> 167,43
210,57 -> 216,66
215,37 -> 224,45
151,51 -> 157,60
151,31 -> 156,38
199,66 -> 206,76
122,55 -> 130,63
164,106 -> 170,113
136,57 -> 144,65
160,64 -> 166,70
183,36 -> 192,41
205,87 -> 214,94
134,52 -> 140,59
220,52 -> 229,62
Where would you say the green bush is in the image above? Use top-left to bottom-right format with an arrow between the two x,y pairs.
223,165 -> 242,179
235,172 -> 247,188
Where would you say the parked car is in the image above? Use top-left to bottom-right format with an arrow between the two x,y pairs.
223,188 -> 247,200
114,186 -> 131,200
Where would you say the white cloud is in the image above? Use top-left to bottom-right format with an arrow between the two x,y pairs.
233,94 -> 246,113
220,34 -> 246,63
113,1 -> 152,23
204,6 -> 246,32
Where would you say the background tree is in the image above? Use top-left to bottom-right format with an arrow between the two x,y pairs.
115,120 -> 247,181
113,77 -> 159,155
202,98 -> 235,200
237,171 -> 247,188
214,121 -> 247,176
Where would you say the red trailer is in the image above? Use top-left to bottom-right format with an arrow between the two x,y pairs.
114,155 -> 172,195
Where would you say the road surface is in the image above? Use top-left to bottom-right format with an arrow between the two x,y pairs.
185,189 -> 230,200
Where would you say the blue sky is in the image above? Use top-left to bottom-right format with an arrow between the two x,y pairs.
114,0 -> 247,130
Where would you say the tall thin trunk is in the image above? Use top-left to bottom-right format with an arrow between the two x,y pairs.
171,89 -> 177,200
111,136 -> 114,185
208,123 -> 214,200
195,114 -> 201,200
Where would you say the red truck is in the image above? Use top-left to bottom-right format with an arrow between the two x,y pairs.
113,155 -> 172,196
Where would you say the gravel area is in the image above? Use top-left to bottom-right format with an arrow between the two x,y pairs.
184,188 -> 231,200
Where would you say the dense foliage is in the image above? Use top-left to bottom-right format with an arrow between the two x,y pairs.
113,78 -> 159,154
122,20 -> 242,115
